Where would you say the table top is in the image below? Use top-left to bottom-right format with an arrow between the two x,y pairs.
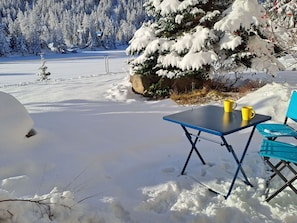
163,105 -> 271,136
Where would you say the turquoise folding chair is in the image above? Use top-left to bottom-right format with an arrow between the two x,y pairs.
256,91 -> 297,140
260,139 -> 297,202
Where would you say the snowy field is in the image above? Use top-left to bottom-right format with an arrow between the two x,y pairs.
0,50 -> 297,222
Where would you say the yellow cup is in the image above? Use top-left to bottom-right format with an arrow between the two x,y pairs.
241,106 -> 255,120
224,99 -> 237,112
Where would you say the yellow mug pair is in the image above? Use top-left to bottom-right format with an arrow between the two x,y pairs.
224,99 -> 255,120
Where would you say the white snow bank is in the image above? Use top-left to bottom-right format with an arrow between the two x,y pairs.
0,91 -> 34,146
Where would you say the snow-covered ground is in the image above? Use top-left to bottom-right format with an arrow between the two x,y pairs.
0,50 -> 297,222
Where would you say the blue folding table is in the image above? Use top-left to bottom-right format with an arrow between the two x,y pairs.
163,105 -> 271,199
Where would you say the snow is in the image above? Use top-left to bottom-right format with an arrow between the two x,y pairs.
180,51 -> 218,70
214,0 -> 265,32
191,27 -> 212,52
0,49 -> 297,222
0,91 -> 34,147
126,24 -> 156,54
158,0 -> 180,16
220,33 -> 242,50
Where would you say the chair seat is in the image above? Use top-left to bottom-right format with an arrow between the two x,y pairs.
256,123 -> 297,138
260,140 -> 297,163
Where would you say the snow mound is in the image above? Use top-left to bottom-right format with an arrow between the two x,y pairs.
0,91 -> 35,145
0,186 -> 98,223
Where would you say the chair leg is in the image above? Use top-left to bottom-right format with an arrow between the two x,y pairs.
266,174 -> 297,202
264,158 -> 297,202
268,161 -> 288,180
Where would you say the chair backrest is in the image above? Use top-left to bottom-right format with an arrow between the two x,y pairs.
286,91 -> 297,122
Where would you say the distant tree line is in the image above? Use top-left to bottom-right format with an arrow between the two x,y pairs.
0,0 -> 147,56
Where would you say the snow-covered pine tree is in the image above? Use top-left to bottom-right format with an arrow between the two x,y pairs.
127,0 -> 231,79
127,0 -> 284,96
0,17 -> 10,56
37,53 -> 51,81
8,18 -> 28,55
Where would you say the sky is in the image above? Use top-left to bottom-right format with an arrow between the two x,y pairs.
0,50 -> 297,223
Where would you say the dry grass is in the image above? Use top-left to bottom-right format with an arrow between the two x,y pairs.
170,88 -> 244,105
170,79 -> 264,105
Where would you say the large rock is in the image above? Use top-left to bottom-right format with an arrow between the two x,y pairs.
130,74 -> 205,95
130,74 -> 159,94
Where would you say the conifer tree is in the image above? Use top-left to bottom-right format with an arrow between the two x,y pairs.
0,20 -> 10,56
127,0 -> 284,90
36,53 -> 51,81
8,21 -> 28,55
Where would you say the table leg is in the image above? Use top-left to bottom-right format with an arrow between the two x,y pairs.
222,126 -> 255,199
181,126 -> 206,175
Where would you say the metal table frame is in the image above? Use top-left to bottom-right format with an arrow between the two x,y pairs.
163,105 -> 271,199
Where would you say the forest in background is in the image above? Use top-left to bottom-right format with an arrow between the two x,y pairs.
0,0 -> 296,58
0,0 -> 147,55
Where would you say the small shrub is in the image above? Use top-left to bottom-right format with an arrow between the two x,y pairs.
143,78 -> 170,99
